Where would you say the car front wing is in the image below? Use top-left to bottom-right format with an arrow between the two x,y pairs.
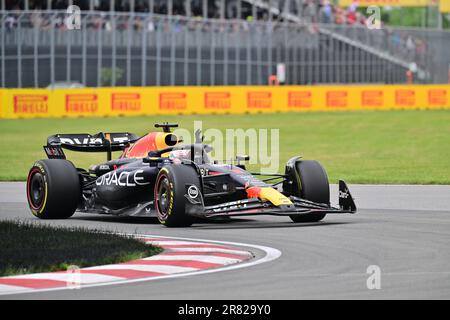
189,180 -> 357,219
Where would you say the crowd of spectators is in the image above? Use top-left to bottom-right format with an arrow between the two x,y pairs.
4,0 -> 210,15
0,1 -> 385,27
1,0 -> 429,66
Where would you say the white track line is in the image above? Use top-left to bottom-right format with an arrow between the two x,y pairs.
0,284 -> 30,293
4,273 -> 123,284
84,264 -> 197,273
156,247 -> 252,255
142,255 -> 243,264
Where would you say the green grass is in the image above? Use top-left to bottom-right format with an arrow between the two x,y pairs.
0,110 -> 449,184
0,220 -> 162,276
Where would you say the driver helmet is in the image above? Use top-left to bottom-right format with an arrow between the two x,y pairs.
168,149 -> 191,163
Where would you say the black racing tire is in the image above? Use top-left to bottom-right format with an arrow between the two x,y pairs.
26,159 -> 81,219
154,164 -> 200,227
290,160 -> 330,223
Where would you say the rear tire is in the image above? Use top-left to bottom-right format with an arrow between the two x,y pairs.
154,164 -> 200,227
289,160 -> 330,223
26,159 -> 81,219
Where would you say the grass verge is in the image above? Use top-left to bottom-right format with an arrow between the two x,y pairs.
0,220 -> 162,276
0,110 -> 449,184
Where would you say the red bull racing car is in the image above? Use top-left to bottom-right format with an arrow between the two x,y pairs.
26,123 -> 356,227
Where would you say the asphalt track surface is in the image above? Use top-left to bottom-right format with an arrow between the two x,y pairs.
1,182 -> 449,299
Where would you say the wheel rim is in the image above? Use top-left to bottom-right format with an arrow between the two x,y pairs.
156,176 -> 171,220
28,171 -> 45,209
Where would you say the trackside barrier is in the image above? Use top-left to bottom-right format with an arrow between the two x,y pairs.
0,85 -> 450,119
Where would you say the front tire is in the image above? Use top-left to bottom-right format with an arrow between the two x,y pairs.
26,159 -> 81,219
289,160 -> 330,223
154,164 -> 200,227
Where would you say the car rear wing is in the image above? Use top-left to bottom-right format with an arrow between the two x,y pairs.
45,132 -> 140,161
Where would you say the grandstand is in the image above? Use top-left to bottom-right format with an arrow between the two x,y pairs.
1,0 -> 449,87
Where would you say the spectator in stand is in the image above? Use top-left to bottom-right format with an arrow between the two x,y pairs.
346,1 -> 358,25
30,5 -> 44,28
356,12 -> 366,26
303,0 -> 318,24
89,13 -> 104,30
147,18 -> 155,32
319,0 -> 333,24
5,14 -> 17,30
334,6 -> 346,25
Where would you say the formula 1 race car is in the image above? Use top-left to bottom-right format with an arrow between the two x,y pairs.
26,123 -> 356,227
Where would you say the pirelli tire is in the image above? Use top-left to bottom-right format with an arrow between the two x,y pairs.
26,159 -> 81,219
154,164 -> 200,227
290,160 -> 330,223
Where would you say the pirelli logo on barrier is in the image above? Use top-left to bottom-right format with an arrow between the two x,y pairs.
111,93 -> 141,112
247,92 -> 271,109
428,89 -> 447,106
13,94 -> 48,114
362,90 -> 383,107
395,90 -> 415,106
288,91 -> 312,108
159,92 -> 186,110
65,94 -> 98,114
204,92 -> 231,109
326,91 -> 348,108
1,85 -> 450,119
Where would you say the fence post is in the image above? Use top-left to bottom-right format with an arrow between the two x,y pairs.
66,12 -> 72,82
0,9 -> 4,87
82,13 -> 87,85
17,13 -> 22,87
97,15 -> 103,87
126,8 -> 133,86
33,11 -> 38,87
183,17 -> 188,86
50,12 -> 56,86
156,18 -> 161,86
170,16 -> 175,86
202,0 -> 207,19
211,22 -> 216,85
224,21 -> 229,85
185,0 -> 191,17
111,2 -> 116,86
141,15 -> 148,86
448,64 -> 450,84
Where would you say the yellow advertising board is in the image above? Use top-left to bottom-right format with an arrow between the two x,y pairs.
0,85 -> 449,119
441,1 -> 450,13
339,0 -> 437,7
